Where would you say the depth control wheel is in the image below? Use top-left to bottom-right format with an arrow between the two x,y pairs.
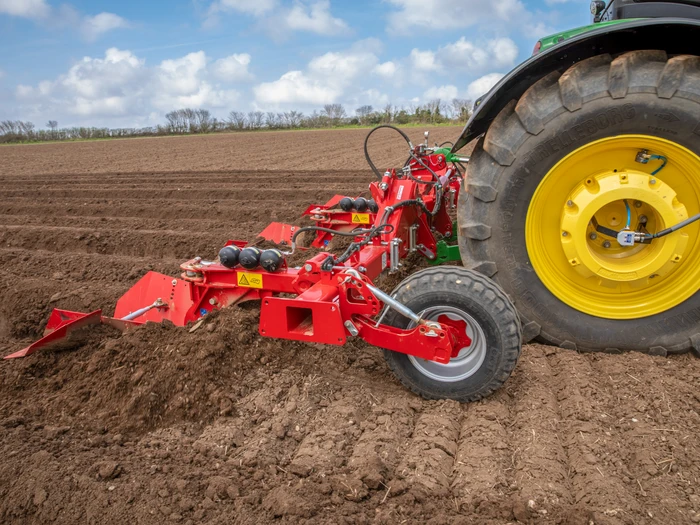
382,267 -> 521,402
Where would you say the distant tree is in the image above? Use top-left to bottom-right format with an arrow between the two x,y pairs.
323,104 -> 346,125
451,98 -> 473,122
283,110 -> 303,128
247,111 -> 264,130
382,104 -> 394,123
228,110 -> 247,130
46,120 -> 58,139
355,105 -> 373,124
265,112 -> 279,129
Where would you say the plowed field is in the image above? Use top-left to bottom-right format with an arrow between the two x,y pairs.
1,128 -> 699,524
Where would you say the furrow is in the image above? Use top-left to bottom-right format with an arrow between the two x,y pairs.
393,400 -> 462,498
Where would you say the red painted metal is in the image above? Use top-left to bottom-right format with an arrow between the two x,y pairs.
6,150 -> 467,364
258,222 -> 297,246
4,309 -> 103,359
301,195 -> 378,248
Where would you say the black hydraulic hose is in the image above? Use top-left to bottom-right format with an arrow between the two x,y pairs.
291,226 -> 373,244
320,223 -> 395,271
364,124 -> 413,181
650,212 -> 700,239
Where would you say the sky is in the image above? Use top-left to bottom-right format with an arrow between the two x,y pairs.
0,0 -> 592,129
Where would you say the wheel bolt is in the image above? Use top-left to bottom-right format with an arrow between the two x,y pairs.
562,231 -> 569,237
589,232 -> 597,240
566,200 -> 574,207
639,215 -> 647,224
650,179 -> 657,185
635,201 -> 643,208
603,241 -> 611,248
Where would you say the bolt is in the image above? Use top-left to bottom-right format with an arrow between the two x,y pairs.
304,264 -> 312,272
171,279 -> 177,286
650,179 -> 657,185
562,231 -> 569,237
650,274 -> 658,279
589,232 -> 597,240
603,241 -> 611,248
635,201 -> 642,208
639,215 -> 648,224
567,200 -> 574,207
358,266 -> 367,273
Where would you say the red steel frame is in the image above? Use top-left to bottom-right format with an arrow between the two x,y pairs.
6,150 -> 467,363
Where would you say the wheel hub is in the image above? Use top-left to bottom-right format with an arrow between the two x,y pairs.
560,169 -> 689,287
526,135 -> 700,319
407,306 -> 486,382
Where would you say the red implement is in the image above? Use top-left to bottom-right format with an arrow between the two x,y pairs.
6,143 -> 468,368
4,309 -> 103,359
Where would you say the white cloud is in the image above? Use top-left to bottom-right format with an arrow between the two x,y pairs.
387,0 -> 545,36
466,73 -> 504,100
254,71 -> 342,105
212,53 -> 253,81
424,85 -> 459,101
411,37 -> 518,76
373,61 -> 397,79
0,0 -> 50,19
0,1 -> 131,40
410,49 -> 440,72
81,12 -> 130,42
209,0 -> 276,17
255,41 -> 380,107
285,0 -> 349,35
13,48 -> 246,126
205,0 -> 349,36
440,37 -> 518,71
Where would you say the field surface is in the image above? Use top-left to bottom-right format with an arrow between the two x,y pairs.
0,128 -> 699,524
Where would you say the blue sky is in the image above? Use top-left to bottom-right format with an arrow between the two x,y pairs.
0,0 -> 591,129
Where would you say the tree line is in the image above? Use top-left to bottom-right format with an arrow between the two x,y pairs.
0,99 -> 473,144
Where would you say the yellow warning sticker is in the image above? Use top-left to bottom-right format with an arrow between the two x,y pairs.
352,213 -> 370,224
237,272 -> 263,288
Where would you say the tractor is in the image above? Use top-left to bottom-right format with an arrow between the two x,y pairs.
7,1 -> 700,402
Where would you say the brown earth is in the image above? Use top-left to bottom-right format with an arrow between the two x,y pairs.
0,127 -> 699,524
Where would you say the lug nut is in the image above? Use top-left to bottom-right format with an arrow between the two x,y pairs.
566,200 -> 574,207
562,231 -> 569,237
635,201 -> 642,208
603,241 -> 611,248
639,215 -> 648,224
589,232 -> 597,240
650,179 -> 657,185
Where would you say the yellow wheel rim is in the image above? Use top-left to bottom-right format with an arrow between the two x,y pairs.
526,135 -> 700,319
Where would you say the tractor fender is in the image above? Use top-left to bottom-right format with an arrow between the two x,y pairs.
452,17 -> 700,152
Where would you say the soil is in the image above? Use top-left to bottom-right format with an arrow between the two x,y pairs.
0,127 -> 699,524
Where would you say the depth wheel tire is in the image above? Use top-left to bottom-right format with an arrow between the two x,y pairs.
459,51 -> 700,355
382,267 -> 521,402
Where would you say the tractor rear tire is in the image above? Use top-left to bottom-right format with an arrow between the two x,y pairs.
382,267 -> 521,402
459,51 -> 700,354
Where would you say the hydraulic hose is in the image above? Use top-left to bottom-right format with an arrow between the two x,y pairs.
364,124 -> 413,181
